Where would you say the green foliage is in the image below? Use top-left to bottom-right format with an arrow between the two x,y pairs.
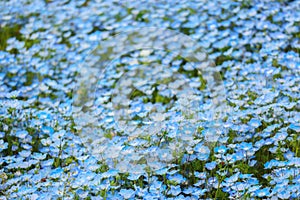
0,24 -> 21,51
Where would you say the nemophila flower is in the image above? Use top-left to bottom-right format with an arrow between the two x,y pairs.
239,142 -> 253,152
208,177 -> 219,189
194,171 -> 206,179
264,138 -> 274,145
289,123 -> 300,132
194,143 -> 210,161
18,150 -> 31,158
49,168 -> 63,179
167,173 -> 186,184
269,146 -> 278,154
11,144 -> 18,151
149,180 -> 163,193
183,186 -> 195,195
37,111 -> 52,121
224,172 -> 240,186
157,148 -> 173,162
254,139 -> 266,148
101,169 -> 119,178
249,159 -> 257,167
193,176 -> 207,186
129,138 -> 148,147
248,118 -> 262,128
287,157 -> 300,167
284,151 -> 295,160
202,128 -> 220,143
168,185 -> 182,196
119,189 -> 135,199
264,159 -> 281,169
232,181 -> 249,192
205,161 -> 217,170
15,130 -> 28,139
277,189 -> 291,199
273,131 -> 288,141
192,188 -> 207,197
214,145 -> 228,154
76,189 -> 89,198
41,126 -> 54,135
254,187 -> 271,198
0,140 -> 8,151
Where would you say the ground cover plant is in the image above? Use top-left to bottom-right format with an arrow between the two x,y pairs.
0,0 -> 300,199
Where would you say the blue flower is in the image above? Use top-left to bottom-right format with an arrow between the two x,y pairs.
289,123 -> 300,132
37,111 -> 52,121
76,189 -> 89,198
214,145 -> 227,154
19,150 -> 31,158
277,189 -> 291,199
273,131 -> 288,141
15,130 -> 28,139
225,172 -> 240,185
254,188 -> 270,197
205,161 -> 217,170
248,118 -> 262,128
49,168 -> 63,179
194,143 -> 210,161
167,173 -> 186,184
168,185 -> 181,196
101,169 -> 119,178
0,140 -> 8,151
41,126 -> 54,135
119,189 -> 135,199
239,142 -> 253,151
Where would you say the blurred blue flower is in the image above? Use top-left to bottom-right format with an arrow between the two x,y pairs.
205,161 -> 217,170
194,143 -> 210,161
119,189 -> 135,199
254,188 -> 270,198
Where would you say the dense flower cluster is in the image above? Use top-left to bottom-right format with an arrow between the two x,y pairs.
0,0 -> 300,199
